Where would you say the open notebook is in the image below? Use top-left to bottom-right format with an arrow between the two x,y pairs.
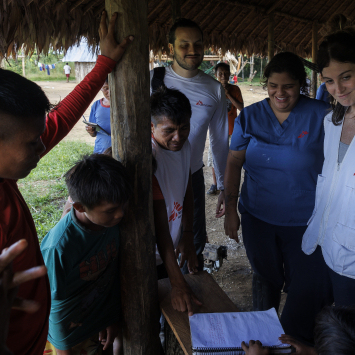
189,308 -> 291,354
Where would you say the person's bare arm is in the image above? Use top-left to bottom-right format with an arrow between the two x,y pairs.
225,86 -> 244,112
175,172 -> 198,274
86,126 -> 97,137
154,199 -> 201,316
224,149 -> 246,241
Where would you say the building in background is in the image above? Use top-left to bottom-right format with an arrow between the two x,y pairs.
62,39 -> 98,82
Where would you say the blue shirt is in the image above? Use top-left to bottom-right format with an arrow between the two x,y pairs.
316,83 -> 331,104
89,99 -> 111,153
230,95 -> 329,226
41,208 -> 121,350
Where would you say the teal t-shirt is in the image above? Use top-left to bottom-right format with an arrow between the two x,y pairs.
41,208 -> 121,350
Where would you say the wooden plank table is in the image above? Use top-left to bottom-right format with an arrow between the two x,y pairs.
158,271 -> 239,355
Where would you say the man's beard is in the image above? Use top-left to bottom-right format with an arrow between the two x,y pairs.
174,52 -> 203,71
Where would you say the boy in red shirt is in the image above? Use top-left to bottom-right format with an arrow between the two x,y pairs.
207,63 -> 244,196
0,12 -> 132,355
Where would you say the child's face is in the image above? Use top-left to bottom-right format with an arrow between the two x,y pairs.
83,201 -> 127,228
0,115 -> 46,179
151,116 -> 190,151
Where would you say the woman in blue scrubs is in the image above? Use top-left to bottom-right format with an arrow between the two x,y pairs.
224,52 -> 332,343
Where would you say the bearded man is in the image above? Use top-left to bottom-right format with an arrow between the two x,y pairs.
150,18 -> 228,274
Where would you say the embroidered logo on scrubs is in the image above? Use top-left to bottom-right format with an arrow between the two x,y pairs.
196,100 -> 212,107
298,131 -> 308,138
169,202 -> 183,222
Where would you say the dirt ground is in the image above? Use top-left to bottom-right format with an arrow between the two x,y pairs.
37,80 -> 285,313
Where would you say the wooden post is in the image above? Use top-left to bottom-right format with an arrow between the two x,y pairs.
268,13 -> 274,62
241,55 -> 244,81
260,57 -> 263,79
312,20 -> 318,98
249,54 -> 254,79
171,0 -> 181,22
105,0 -> 160,354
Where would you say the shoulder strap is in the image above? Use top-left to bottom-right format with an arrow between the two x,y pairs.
151,67 -> 166,92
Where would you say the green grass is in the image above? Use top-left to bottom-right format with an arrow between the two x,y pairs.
18,141 -> 93,243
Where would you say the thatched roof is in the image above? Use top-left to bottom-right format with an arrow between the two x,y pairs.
1,0 -> 355,58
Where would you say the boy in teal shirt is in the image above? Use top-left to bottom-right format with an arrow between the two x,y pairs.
41,154 -> 132,354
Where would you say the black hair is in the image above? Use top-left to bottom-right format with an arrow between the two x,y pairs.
150,86 -> 192,126
64,154 -> 132,210
314,306 -> 355,354
215,62 -> 230,74
104,77 -> 109,84
262,52 -> 309,96
168,18 -> 203,45
317,14 -> 355,125
0,69 -> 53,119
66,63 -> 68,65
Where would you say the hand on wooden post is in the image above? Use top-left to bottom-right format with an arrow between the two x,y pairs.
99,11 -> 134,63
0,240 -> 47,355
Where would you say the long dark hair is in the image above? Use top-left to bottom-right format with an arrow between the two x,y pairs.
317,14 -> 355,125
262,52 -> 309,96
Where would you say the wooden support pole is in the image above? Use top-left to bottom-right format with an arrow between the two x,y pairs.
268,13 -> 274,62
171,0 -> 181,22
105,0 -> 159,354
312,20 -> 318,98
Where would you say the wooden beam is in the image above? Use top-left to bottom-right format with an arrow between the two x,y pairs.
105,1 -> 160,355
217,0 -> 314,23
69,0 -> 87,13
199,1 -> 219,27
148,0 -> 167,18
39,0 -> 52,10
268,13 -> 274,61
229,9 -> 255,37
84,0 -> 103,15
266,0 -> 284,14
247,17 -> 267,37
312,20 -> 318,98
171,0 -> 181,22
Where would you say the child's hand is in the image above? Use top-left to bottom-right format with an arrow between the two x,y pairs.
171,279 -> 202,316
99,323 -> 119,351
0,240 -> 47,355
241,340 -> 270,355
175,232 -> 198,274
279,334 -> 317,355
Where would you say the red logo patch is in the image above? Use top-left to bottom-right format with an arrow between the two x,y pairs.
196,100 -> 212,107
298,131 -> 309,138
169,201 -> 183,222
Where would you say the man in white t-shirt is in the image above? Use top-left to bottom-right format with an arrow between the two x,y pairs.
63,63 -> 71,83
150,19 -> 228,273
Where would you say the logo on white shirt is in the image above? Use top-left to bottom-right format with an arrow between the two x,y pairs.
169,202 -> 183,222
196,100 -> 212,107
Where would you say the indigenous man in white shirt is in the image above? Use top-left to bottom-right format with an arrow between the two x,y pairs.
150,19 -> 228,273
63,62 -> 72,83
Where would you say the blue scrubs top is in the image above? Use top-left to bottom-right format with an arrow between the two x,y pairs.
316,82 -> 331,104
89,99 -> 111,153
230,95 -> 329,226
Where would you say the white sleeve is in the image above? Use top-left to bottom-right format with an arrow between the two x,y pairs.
209,85 -> 228,190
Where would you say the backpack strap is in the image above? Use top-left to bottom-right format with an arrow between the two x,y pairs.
151,67 -> 166,92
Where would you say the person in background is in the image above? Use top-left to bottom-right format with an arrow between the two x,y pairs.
63,63 -> 72,83
86,78 -> 111,153
316,82 -> 331,104
242,306 -> 355,355
224,52 -> 332,344
207,62 -> 244,195
233,73 -> 238,84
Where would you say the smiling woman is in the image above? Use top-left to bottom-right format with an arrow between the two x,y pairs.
224,51 -> 332,343
302,14 -> 355,312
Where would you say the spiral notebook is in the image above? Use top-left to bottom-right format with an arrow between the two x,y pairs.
189,308 -> 291,354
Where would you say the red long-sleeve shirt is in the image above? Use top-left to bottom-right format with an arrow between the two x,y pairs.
1,55 -> 116,355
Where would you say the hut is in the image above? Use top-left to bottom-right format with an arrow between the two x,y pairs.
62,39 -> 98,82
1,1 -> 355,354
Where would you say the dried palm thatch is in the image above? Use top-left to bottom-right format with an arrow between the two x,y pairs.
1,0 -> 355,58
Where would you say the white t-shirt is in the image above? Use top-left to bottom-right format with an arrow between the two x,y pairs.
152,137 -> 191,265
150,66 -> 228,189
63,65 -> 71,74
